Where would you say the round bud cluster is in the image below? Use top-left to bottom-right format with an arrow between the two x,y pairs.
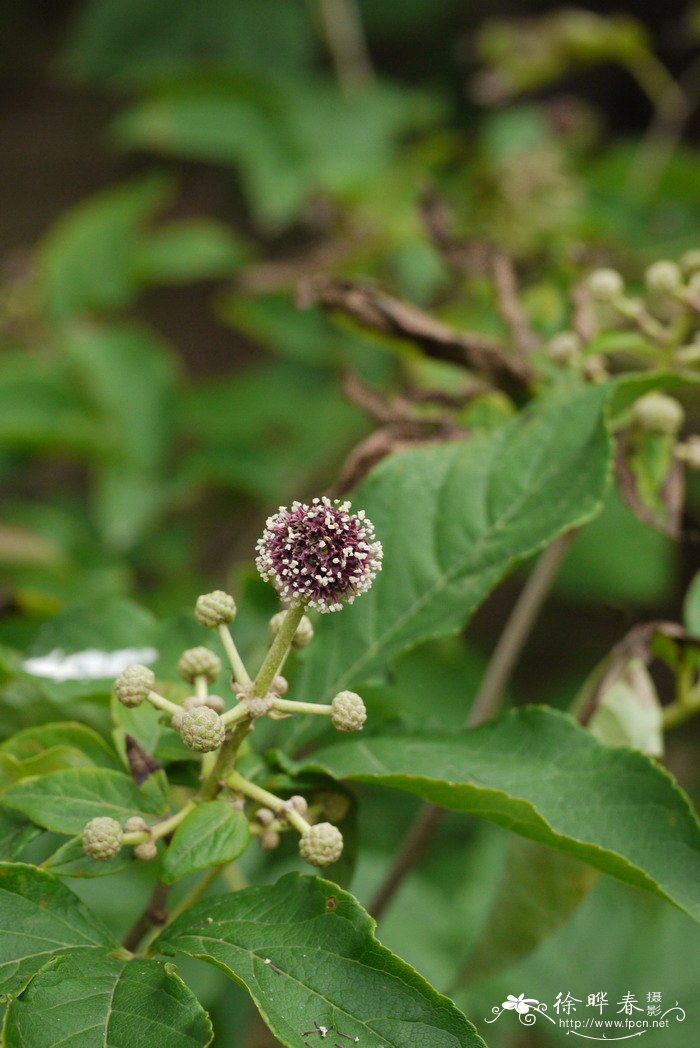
331,691 -> 367,732
179,706 -> 226,752
299,822 -> 344,867
587,268 -> 623,302
134,841 -> 158,861
547,331 -> 581,366
632,392 -> 685,436
645,260 -> 682,296
269,611 -> 315,649
82,817 -> 123,860
270,675 -> 288,696
114,664 -> 155,708
195,590 -> 237,628
256,497 -> 383,613
314,791 -> 350,824
177,646 -> 221,684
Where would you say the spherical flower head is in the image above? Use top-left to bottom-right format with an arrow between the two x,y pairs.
114,664 -> 155,708
547,331 -> 581,366
314,790 -> 350,824
180,706 -> 226,752
587,268 -> 623,302
269,610 -> 315,649
331,690 -> 367,732
83,817 -> 123,861
195,590 -> 236,628
299,822 -> 344,867
256,497 -> 383,613
645,260 -> 682,296
177,646 -> 221,684
633,391 -> 685,436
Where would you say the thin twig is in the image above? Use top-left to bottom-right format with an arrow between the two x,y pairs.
316,0 -> 374,93
491,252 -> 538,355
368,530 -> 575,920
122,881 -> 171,952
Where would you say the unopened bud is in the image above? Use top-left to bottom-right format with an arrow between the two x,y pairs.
260,829 -> 280,851
195,590 -> 237,628
645,260 -> 682,296
177,647 -> 221,684
180,706 -> 226,752
114,664 -> 154,708
299,822 -> 343,867
134,840 -> 158,861
632,391 -> 685,436
269,611 -> 314,649
547,331 -> 581,366
331,691 -> 367,732
587,268 -> 623,302
83,817 -> 123,860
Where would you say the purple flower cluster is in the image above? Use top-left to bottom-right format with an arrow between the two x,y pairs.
255,497 -> 383,612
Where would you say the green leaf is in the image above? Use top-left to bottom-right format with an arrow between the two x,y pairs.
0,723 -> 122,770
134,220 -> 248,283
162,801 -> 250,884
42,836 -> 136,878
3,767 -> 167,834
3,950 -> 213,1047
38,174 -> 173,319
0,862 -> 114,997
154,872 -> 484,1048
295,707 -> 700,920
458,838 -> 598,983
296,384 -> 611,703
0,813 -> 40,862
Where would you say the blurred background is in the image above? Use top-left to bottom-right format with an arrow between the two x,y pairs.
2,1 -> 700,1045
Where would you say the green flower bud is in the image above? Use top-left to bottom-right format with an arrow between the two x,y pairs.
82,817 -> 123,860
177,646 -> 221,684
124,816 -> 148,834
195,590 -> 236,628
180,706 -> 226,752
331,690 -> 367,732
270,675 -> 288,696
133,840 -> 158,861
114,664 -> 155,708
269,611 -> 314,649
680,249 -> 700,275
547,331 -> 581,366
632,392 -> 685,436
299,822 -> 344,867
256,807 -> 275,826
205,693 -> 226,713
260,829 -> 280,851
314,791 -> 350,824
645,260 -> 682,296
587,268 -> 623,302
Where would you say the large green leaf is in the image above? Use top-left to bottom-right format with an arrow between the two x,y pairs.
3,950 -> 213,1047
0,863 -> 114,997
162,801 -> 250,884
294,707 -> 700,920
0,813 -> 40,862
3,767 -> 167,834
0,722 -> 122,771
155,873 -> 484,1048
295,384 -> 611,704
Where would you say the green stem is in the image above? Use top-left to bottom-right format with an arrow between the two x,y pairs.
227,769 -> 310,835
217,624 -> 252,687
663,693 -> 700,730
194,676 -> 208,701
220,701 -> 254,728
196,718 -> 251,802
253,603 -> 306,697
123,801 -> 196,846
271,697 -> 332,716
146,690 -> 181,717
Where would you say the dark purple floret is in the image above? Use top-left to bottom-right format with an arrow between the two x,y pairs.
255,497 -> 383,612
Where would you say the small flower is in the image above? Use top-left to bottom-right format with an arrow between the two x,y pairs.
502,994 -> 538,1015
255,497 -> 382,613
